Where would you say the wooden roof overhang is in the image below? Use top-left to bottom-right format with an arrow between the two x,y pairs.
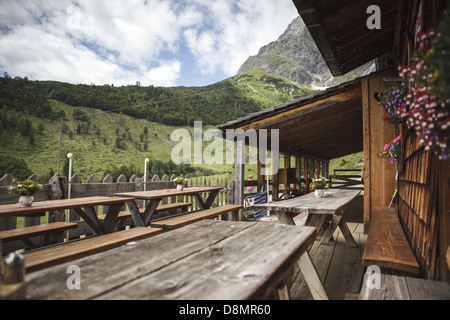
292,0 -> 404,76
217,78 -> 363,161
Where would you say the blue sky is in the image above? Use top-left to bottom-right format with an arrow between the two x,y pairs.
0,0 -> 299,87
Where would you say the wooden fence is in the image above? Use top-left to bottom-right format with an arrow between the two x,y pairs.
0,173 -> 235,253
330,169 -> 364,189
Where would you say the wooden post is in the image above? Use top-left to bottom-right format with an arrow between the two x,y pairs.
257,145 -> 264,193
326,161 -> 330,179
48,174 -> 65,223
304,158 -> 309,180
284,154 -> 291,169
320,161 -> 325,177
0,174 -> 16,232
361,72 -> 396,232
317,160 -> 320,178
234,140 -> 245,221
310,159 -> 315,180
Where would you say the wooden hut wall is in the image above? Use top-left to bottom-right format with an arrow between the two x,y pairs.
394,0 -> 450,281
398,132 -> 449,280
362,70 -> 399,231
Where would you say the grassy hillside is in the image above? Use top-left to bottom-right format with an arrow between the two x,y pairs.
0,70 -> 361,184
0,101 -> 234,182
329,152 -> 364,176
228,68 -> 314,106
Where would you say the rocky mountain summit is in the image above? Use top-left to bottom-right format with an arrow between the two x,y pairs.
238,17 -> 373,88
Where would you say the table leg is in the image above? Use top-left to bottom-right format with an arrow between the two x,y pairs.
319,214 -> 340,245
319,208 -> 357,247
127,201 -> 145,227
73,206 -> 102,235
101,203 -> 123,234
337,217 -> 358,247
141,199 -> 160,226
127,199 -> 161,227
305,214 -> 328,231
194,191 -> 219,209
298,252 -> 329,300
274,211 -> 295,225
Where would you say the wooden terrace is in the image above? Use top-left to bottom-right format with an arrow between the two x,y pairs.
1,0 -> 450,301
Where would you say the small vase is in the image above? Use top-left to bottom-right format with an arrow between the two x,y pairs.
176,184 -> 185,191
314,189 -> 325,198
18,195 -> 34,207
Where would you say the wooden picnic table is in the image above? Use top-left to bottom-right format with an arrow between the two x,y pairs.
114,186 -> 223,227
252,189 -> 361,247
25,220 -> 328,300
0,196 -> 136,235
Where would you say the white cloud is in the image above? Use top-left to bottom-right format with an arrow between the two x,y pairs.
181,0 -> 298,76
0,0 -> 298,86
143,60 -> 181,87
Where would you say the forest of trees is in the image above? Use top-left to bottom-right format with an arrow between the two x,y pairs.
0,74 -> 264,127
0,72 -> 302,183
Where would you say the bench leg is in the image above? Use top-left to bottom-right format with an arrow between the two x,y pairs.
298,252 -> 329,300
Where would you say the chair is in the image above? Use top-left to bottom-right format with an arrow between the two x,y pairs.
304,178 -> 313,195
244,187 -> 268,220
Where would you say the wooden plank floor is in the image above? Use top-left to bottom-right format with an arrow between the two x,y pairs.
259,193 -> 366,300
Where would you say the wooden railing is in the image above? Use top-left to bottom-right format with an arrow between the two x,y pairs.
330,169 -> 363,189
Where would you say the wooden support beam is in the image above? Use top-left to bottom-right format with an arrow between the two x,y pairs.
234,142 -> 245,220
310,160 -> 316,180
304,158 -> 309,180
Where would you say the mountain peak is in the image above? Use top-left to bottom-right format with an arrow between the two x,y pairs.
238,17 -> 373,88
238,17 -> 330,86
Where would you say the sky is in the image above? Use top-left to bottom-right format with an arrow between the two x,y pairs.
0,0 -> 299,87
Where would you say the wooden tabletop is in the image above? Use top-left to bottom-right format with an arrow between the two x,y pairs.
252,189 -> 361,215
113,186 -> 224,200
26,220 -> 318,300
0,196 -> 136,218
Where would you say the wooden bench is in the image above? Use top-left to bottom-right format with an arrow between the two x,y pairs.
23,227 -> 162,273
150,204 -> 243,231
0,222 -> 78,251
97,202 -> 192,222
362,207 -> 420,275
360,209 -> 450,300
